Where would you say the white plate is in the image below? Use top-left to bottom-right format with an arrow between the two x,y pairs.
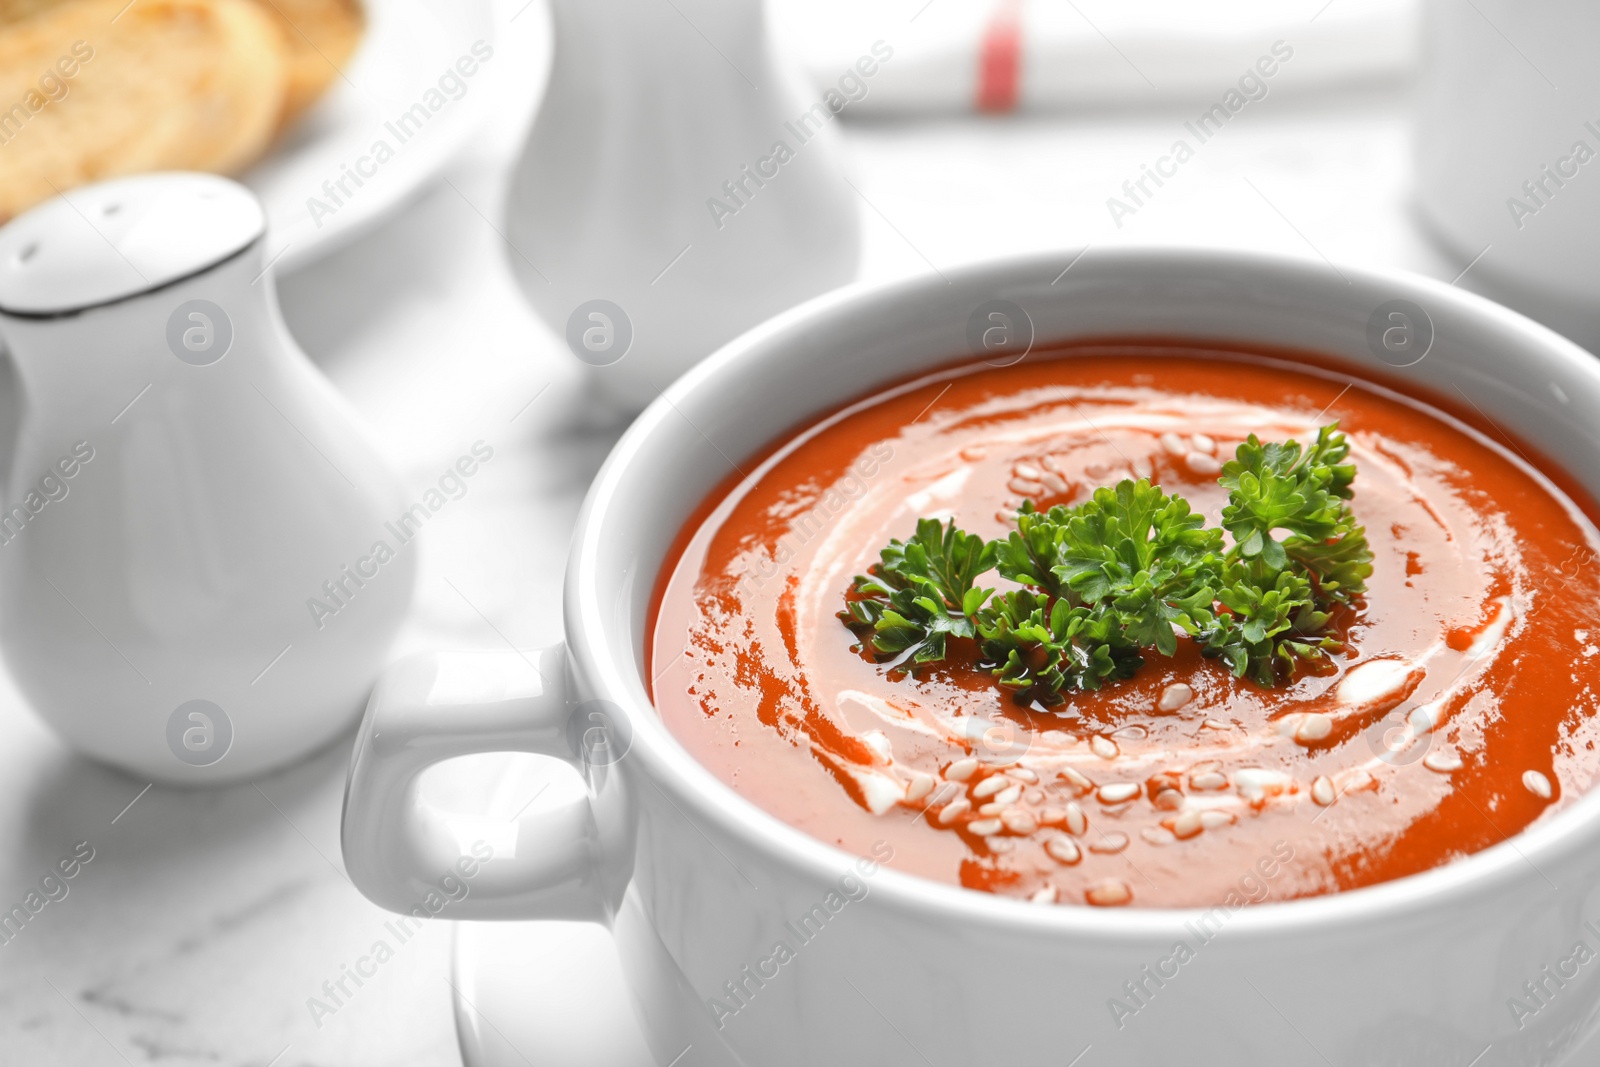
453,921 -> 656,1067
428,750 -> 654,1065
242,0 -> 505,274
442,749 -> 654,1065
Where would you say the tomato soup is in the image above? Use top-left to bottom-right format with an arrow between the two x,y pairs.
648,346 -> 1600,908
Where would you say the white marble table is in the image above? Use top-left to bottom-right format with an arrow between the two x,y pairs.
1,5 -> 1586,1065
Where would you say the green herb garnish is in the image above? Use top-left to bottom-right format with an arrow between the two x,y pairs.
838,423 -> 1373,701
839,517 -> 995,666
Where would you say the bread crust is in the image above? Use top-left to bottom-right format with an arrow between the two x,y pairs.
0,0 -> 290,221
255,0 -> 365,128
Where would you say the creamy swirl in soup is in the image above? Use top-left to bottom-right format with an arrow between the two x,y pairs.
649,345 -> 1600,908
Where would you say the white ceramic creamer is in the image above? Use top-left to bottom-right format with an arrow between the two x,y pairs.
0,173 -> 415,784
505,0 -> 862,411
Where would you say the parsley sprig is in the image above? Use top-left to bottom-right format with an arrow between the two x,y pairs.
839,517 -> 995,666
839,423 -> 1373,700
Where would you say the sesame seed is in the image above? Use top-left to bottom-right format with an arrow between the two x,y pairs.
1045,836 -> 1083,865
1152,787 -> 1184,811
1203,719 -> 1232,731
945,758 -> 978,781
1007,766 -> 1039,784
1086,880 -> 1133,907
1025,788 -> 1045,805
1089,832 -> 1129,854
1001,808 -> 1038,835
1042,472 -> 1070,494
991,785 -> 1024,807
1059,767 -> 1095,794
1311,775 -> 1336,807
1039,806 -> 1066,826
972,776 -> 1009,799
1189,772 -> 1229,792
1014,462 -> 1044,481
1030,885 -> 1059,904
1294,713 -> 1334,745
1171,810 -> 1204,839
1009,478 -> 1047,498
988,837 -> 1015,854
978,802 -> 1005,817
1141,827 -> 1176,846
1098,783 -> 1140,805
1156,683 -> 1195,714
937,798 -> 970,825
1423,750 -> 1463,773
1064,802 -> 1088,836
906,773 -> 935,803
1335,657 -> 1417,708
968,818 -> 1003,836
1185,452 -> 1222,476
1199,810 -> 1235,830
1192,433 -> 1217,454
1091,736 -> 1119,760
1524,769 -> 1554,799
1160,432 -> 1187,456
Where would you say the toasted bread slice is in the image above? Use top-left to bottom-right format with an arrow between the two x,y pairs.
0,0 -> 65,24
0,0 -> 364,127
0,0 -> 287,222
254,0 -> 364,128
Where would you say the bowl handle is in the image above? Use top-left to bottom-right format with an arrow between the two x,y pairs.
341,645 -> 603,921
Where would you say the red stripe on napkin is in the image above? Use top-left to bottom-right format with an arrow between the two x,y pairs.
976,0 -> 1024,113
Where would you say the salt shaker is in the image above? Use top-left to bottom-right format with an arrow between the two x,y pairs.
506,0 -> 861,412
0,173 -> 416,784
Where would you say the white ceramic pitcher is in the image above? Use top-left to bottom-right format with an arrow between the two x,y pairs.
505,0 -> 862,412
0,173 -> 416,784
1414,0 -> 1600,347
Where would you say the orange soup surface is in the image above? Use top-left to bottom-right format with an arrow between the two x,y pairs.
649,346 -> 1600,908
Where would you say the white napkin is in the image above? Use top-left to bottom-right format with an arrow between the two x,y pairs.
770,0 -> 1418,115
